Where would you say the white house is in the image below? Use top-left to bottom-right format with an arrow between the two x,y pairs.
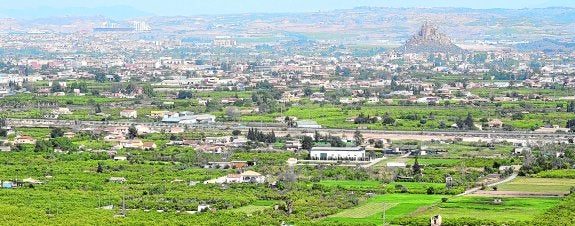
309,147 -> 366,161
203,170 -> 266,184
240,171 -> 266,184
120,110 -> 138,118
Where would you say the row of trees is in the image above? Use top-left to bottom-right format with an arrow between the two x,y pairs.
246,128 -> 277,143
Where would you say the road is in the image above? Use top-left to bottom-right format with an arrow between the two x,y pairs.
361,157 -> 387,168
456,173 -> 518,197
5,118 -> 575,142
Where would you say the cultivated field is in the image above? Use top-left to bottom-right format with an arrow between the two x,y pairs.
495,177 -> 575,194
324,194 -> 445,225
414,196 -> 561,222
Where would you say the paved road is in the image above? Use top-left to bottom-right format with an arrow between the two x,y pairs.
6,118 -> 575,141
456,173 -> 518,197
361,157 -> 387,168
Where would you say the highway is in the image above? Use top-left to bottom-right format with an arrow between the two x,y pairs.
6,118 -> 575,141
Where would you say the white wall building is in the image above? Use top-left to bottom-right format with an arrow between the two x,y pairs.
309,147 -> 366,161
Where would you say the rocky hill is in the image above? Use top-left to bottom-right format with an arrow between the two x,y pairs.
398,21 -> 465,54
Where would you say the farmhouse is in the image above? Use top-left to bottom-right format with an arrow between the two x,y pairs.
142,142 -> 157,150
120,109 -> 138,118
203,170 -> 266,184
309,147 -> 366,161
14,136 -> 36,145
488,119 -> 504,128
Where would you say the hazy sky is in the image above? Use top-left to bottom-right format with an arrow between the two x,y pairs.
1,0 -> 574,16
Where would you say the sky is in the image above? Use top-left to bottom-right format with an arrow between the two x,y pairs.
1,0 -> 574,16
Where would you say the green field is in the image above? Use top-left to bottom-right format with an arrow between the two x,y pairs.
324,194 -> 445,224
318,180 -> 383,189
228,205 -> 270,214
498,177 -> 575,193
414,196 -> 561,222
533,169 -> 575,179
239,102 -> 575,131
330,202 -> 397,218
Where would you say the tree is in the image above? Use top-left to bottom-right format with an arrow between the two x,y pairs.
267,130 -> 277,143
374,140 -> 384,148
464,113 -> 475,129
353,130 -> 364,146
567,119 -> 575,130
303,87 -> 313,97
255,80 -> 273,89
224,107 -> 241,121
97,162 -> 104,173
51,82 -> 63,92
113,75 -> 121,82
94,103 -> 102,114
124,83 -> 138,94
143,84 -> 156,97
232,130 -> 241,136
177,91 -> 194,99
568,101 -> 575,113
50,128 -> 64,138
301,136 -> 313,150
34,140 -> 52,152
128,126 -> 138,139
413,157 -> 421,175
382,112 -> 395,125
95,74 -> 106,83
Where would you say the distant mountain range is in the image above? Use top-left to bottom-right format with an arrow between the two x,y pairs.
516,39 -> 575,53
0,5 -> 153,20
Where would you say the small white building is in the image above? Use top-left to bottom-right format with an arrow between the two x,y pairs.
113,156 -> 127,161
198,204 -> 211,212
120,110 -> 138,118
309,147 -> 366,161
179,114 -> 216,124
203,170 -> 266,184
296,120 -> 322,129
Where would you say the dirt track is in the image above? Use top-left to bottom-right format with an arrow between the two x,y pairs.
468,190 -> 567,197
